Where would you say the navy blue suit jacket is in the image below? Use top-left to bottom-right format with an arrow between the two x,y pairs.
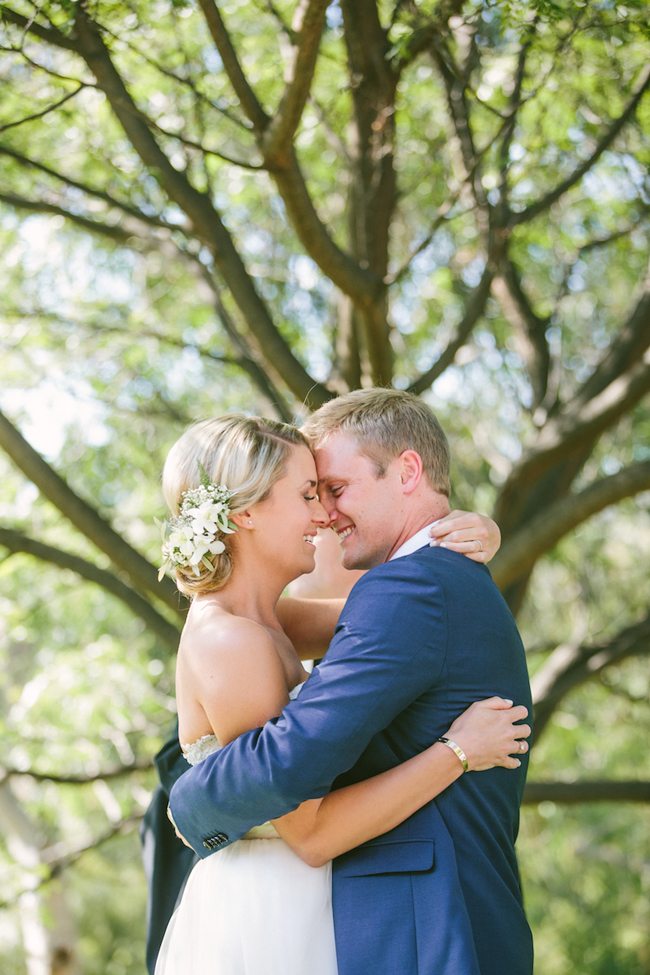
169,547 -> 533,975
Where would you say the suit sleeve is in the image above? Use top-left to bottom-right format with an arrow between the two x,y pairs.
169,556 -> 448,856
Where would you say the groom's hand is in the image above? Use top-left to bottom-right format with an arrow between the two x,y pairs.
428,510 -> 500,562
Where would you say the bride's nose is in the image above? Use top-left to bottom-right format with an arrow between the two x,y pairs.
312,498 -> 331,528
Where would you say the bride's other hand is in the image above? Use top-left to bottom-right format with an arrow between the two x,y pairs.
444,698 -> 530,771
167,804 -> 196,851
428,510 -> 500,563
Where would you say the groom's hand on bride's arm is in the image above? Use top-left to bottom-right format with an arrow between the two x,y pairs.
428,510 -> 500,563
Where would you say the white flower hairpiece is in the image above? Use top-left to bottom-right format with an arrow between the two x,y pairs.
158,462 -> 237,581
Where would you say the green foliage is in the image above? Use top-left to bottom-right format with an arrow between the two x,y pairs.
521,799 -> 650,974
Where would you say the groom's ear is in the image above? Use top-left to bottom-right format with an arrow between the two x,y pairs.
398,450 -> 424,494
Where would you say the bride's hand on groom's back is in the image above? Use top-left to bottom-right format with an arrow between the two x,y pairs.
428,510 -> 500,563
445,698 -> 531,772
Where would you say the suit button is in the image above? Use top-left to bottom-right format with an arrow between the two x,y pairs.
203,832 -> 229,850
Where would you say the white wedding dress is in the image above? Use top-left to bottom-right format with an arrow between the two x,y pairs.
155,683 -> 338,975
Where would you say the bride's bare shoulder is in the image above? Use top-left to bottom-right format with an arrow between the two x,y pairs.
179,603 -> 278,672
177,604 -> 289,741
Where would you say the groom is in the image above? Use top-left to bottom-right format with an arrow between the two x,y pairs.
167,389 -> 533,974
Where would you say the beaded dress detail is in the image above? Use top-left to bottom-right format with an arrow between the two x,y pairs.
182,733 -> 220,766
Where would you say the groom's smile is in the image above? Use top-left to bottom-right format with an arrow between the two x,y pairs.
314,432 -> 405,570
336,525 -> 355,543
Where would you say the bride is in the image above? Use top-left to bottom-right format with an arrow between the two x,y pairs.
154,414 -> 530,975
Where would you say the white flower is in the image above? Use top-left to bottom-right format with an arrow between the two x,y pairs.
188,505 -> 222,536
158,474 -> 236,580
167,524 -> 195,557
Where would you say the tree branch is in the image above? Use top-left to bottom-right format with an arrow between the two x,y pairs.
491,257 -> 551,410
98,23 -> 251,131
196,0 -> 269,130
0,813 -> 145,909
203,293 -> 294,422
127,311 -> 294,423
264,0 -> 294,40
0,407 -> 182,613
407,261 -> 495,395
386,114 -> 510,289
0,528 -> 181,649
431,35 -> 489,215
512,60 -> 650,227
385,199 -> 471,287
308,94 -> 350,162
3,759 -> 154,785
270,148 -> 382,303
393,23 -> 441,73
147,118 -> 263,170
261,0 -> 329,163
500,349 -> 650,498
572,251 -> 650,407
71,5 -> 329,408
80,235 -> 291,418
0,4 -> 79,51
531,611 -> 650,740
161,251 -> 295,420
0,83 -> 87,133
492,247 -> 650,579
522,781 -> 650,804
496,20 -> 537,195
0,191 -> 137,242
490,460 -> 650,591
0,145 -> 185,232
195,1 -> 382,320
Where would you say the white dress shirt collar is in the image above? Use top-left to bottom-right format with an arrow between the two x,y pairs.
389,521 -> 438,561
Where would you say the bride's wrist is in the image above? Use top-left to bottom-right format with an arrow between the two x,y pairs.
437,736 -> 469,773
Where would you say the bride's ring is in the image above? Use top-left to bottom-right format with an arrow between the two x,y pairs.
519,740 -> 526,752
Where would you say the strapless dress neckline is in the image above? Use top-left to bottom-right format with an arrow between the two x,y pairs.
182,680 -> 307,766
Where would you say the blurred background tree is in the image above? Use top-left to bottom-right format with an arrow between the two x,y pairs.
0,0 -> 648,972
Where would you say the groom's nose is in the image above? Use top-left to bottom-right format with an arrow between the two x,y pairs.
316,490 -> 337,521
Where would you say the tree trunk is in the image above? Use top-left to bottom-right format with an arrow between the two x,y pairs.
0,781 -> 81,975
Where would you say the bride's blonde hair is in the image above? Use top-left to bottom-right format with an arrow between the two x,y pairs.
162,414 -> 309,596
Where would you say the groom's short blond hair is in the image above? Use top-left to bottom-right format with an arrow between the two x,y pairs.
302,388 -> 451,497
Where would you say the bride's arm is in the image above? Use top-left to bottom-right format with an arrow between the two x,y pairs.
271,698 -> 530,868
276,596 -> 345,660
428,510 -> 501,563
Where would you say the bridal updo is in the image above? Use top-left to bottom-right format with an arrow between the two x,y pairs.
162,414 -> 309,596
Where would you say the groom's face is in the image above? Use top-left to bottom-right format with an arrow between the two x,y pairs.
315,431 -> 404,570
